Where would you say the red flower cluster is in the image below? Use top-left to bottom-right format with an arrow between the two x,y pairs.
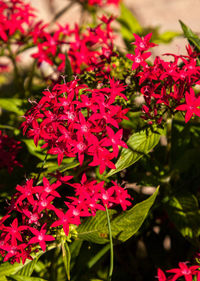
0,0 -> 117,78
0,174 -> 131,263
0,0 -> 35,42
80,0 -> 120,7
157,262 -> 200,281
127,34 -> 200,123
0,131 -> 22,173
22,78 -> 128,174
31,15 -> 116,75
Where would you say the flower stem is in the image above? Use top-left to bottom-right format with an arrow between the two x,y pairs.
105,205 -> 114,281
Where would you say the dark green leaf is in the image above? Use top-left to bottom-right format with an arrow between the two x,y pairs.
167,192 -> 200,241
69,240 -> 83,270
107,128 -> 162,177
77,187 -> 159,243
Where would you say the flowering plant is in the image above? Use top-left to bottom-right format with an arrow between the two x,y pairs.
0,0 -> 200,280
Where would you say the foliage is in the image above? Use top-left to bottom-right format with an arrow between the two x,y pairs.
0,1 -> 200,281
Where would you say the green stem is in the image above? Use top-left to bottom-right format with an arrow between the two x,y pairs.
105,205 -> 114,281
87,243 -> 110,269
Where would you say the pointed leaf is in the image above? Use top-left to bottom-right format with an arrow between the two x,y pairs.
17,254 -> 43,277
107,128 -> 162,177
77,187 -> 159,243
65,52 -> 73,82
61,241 -> 71,280
69,240 -> 83,270
179,20 -> 200,52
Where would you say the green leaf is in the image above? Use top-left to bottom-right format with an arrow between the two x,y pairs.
22,139 -> 45,160
0,256 -> 42,281
41,157 -> 79,173
154,31 -> 180,44
69,240 -> 83,270
0,98 -> 25,115
167,192 -> 200,241
17,254 -> 43,277
117,3 -> 142,43
61,241 -> 71,280
110,186 -> 159,242
77,209 -> 116,244
64,52 -> 73,82
106,128 -> 162,177
77,187 -> 159,244
0,263 -> 25,281
7,275 -> 47,281
179,20 -> 200,52
0,246 -> 56,281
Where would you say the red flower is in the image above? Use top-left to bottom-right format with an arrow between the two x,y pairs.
29,224 -> 55,251
167,262 -> 199,281
131,33 -> 157,52
101,127 -> 128,157
176,88 -> 200,123
126,48 -> 151,70
156,268 -> 167,281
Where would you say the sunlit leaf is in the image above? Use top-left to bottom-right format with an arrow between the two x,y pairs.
107,128 -> 162,177
22,139 -> 45,160
0,246 -> 55,281
179,20 -> 200,64
77,187 -> 159,243
117,3 -> 142,44
154,31 -> 180,44
0,98 -> 25,115
17,254 -> 43,277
